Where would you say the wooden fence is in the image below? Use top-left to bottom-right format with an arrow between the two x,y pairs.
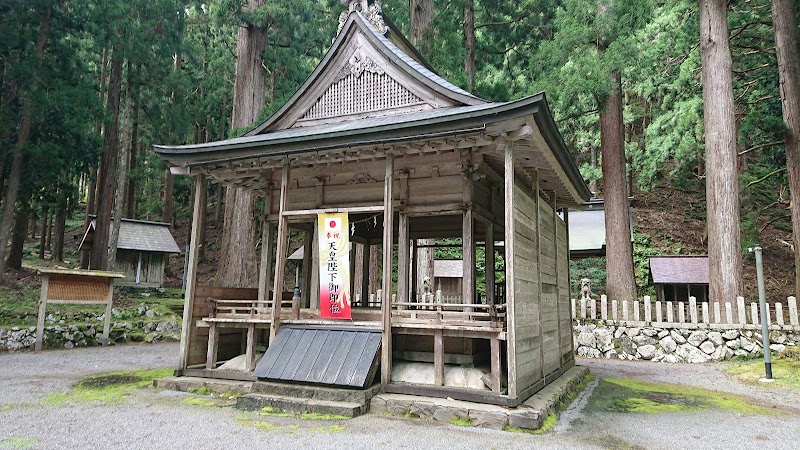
572,295 -> 800,327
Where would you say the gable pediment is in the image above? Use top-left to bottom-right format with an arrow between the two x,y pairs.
249,11 -> 484,134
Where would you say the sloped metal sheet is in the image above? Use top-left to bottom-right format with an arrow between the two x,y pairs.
254,326 -> 381,388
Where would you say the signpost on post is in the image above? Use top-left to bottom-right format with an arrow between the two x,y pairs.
35,268 -> 125,351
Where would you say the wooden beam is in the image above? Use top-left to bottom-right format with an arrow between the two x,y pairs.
281,205 -> 384,217
245,323 -> 256,371
270,165 -> 290,342
486,221 -> 496,323
503,141 -> 518,399
205,323 -> 218,369
381,153 -> 395,385
178,174 -> 206,369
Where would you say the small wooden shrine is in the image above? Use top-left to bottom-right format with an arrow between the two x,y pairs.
79,217 -> 181,287
154,0 -> 590,408
649,255 -> 710,303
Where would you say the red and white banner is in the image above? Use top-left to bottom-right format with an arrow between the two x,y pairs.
318,213 -> 351,319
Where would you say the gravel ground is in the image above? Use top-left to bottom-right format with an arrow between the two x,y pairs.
1,345 -> 799,449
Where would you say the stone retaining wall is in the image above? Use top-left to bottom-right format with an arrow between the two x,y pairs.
574,321 -> 800,363
0,303 -> 180,352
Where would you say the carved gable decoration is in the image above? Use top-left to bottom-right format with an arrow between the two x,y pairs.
299,51 -> 423,124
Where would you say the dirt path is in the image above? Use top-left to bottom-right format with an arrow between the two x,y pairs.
1,346 -> 798,449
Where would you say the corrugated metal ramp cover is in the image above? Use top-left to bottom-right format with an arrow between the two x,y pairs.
254,326 -> 382,388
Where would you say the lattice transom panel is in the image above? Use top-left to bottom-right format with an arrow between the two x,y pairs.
302,65 -> 422,121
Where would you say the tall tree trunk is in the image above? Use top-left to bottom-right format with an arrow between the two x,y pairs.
0,6 -> 52,276
6,191 -> 31,270
600,72 -> 637,302
700,0 -> 743,306
126,69 -> 139,219
38,205 -> 47,259
90,50 -> 123,270
81,46 -> 107,269
217,0 -> 267,288
52,185 -> 67,262
213,182 -> 223,227
409,0 -> 433,53
109,79 -> 132,268
464,0 -> 476,92
772,0 -> 800,296
416,239 -> 434,294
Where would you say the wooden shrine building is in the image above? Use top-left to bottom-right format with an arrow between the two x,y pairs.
79,217 -> 181,287
649,255 -> 710,303
154,1 -> 590,408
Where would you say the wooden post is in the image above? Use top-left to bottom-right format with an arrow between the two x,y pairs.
380,154 -> 395,385
434,328 -> 443,386
301,230 -> 313,309
462,210 -> 475,305
178,174 -> 206,369
737,296 -> 747,325
245,323 -> 256,370
361,242 -> 371,307
271,164 -> 290,342
490,335 -> 501,393
35,274 -> 49,352
644,295 -> 652,322
463,154 -> 475,306
689,296 -> 698,323
205,323 -> 218,369
789,296 -> 799,326
310,226 -> 320,310
257,216 -> 274,308
397,213 -> 409,305
486,222 -> 496,326
102,281 -> 113,345
411,239 -> 418,302
503,140 -> 518,399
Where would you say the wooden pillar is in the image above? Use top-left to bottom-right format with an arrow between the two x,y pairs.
205,323 -> 218,369
486,222 -> 496,328
533,172 -> 544,383
398,213 -> 409,305
361,242 -> 370,306
178,174 -> 206,369
302,230 -> 313,309
310,226 -> 320,310
490,335 -> 501,393
381,154 -> 395,385
434,328 -> 444,386
502,142 -> 517,398
463,209 -> 475,304
257,213 -> 274,307
245,323 -> 256,371
411,239 -> 418,302
550,191 -> 564,367
463,163 -> 475,304
270,164 -> 290,342
35,275 -> 48,352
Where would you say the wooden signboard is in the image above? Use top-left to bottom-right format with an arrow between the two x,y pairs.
35,268 -> 125,351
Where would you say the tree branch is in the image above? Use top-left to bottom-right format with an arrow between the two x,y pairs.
746,167 -> 786,187
738,140 -> 783,156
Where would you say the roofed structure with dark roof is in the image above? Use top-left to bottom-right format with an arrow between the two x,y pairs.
649,255 -> 709,302
80,217 -> 180,287
153,0 -> 592,411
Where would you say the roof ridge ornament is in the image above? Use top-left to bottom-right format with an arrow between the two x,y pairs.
334,51 -> 386,82
337,0 -> 387,37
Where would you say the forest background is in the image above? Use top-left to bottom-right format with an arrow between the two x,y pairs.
0,0 -> 797,304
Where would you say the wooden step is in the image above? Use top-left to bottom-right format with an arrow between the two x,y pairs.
251,380 -> 380,404
236,393 -> 365,418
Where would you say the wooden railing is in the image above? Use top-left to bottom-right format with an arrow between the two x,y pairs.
207,297 -> 294,319
573,294 -> 800,327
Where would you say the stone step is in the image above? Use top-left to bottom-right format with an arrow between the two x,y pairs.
236,393 -> 365,418
251,380 -> 380,404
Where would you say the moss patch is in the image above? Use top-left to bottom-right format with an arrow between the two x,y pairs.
587,377 -> 773,415
46,368 -> 172,405
0,436 -> 39,449
726,359 -> 800,391
257,406 -> 349,421
237,416 -> 346,435
189,385 -> 214,396
183,397 -> 235,407
448,416 -> 473,427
